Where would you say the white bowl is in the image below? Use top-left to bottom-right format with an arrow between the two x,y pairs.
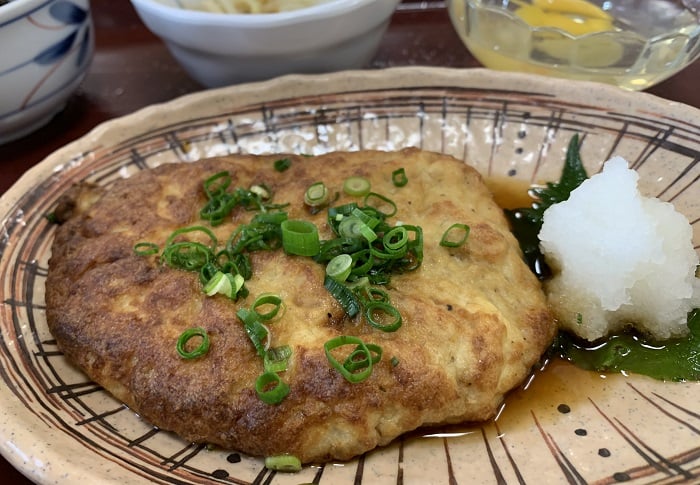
0,0 -> 94,144
129,0 -> 401,87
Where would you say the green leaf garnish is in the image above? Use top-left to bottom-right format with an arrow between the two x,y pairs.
505,133 -> 588,278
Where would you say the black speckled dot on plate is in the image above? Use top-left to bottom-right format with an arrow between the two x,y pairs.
212,469 -> 229,479
613,472 -> 631,482
598,448 -> 611,458
575,428 -> 587,436
557,404 -> 571,414
226,453 -> 241,464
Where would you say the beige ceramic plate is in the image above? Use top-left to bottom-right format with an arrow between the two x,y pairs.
0,67 -> 698,484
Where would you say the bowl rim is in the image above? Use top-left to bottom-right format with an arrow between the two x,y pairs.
0,0 -> 57,21
448,0 -> 700,41
129,0 -> 390,26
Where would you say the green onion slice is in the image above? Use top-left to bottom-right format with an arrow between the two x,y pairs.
337,216 -> 364,239
351,207 -> 381,229
264,455 -> 301,472
200,193 -> 237,225
237,308 -> 270,357
365,301 -> 402,332
304,181 -> 329,207
343,343 -> 383,372
264,345 -> 292,373
162,241 -> 213,272
343,176 -> 371,196
252,293 -> 284,321
249,183 -> 271,200
176,327 -> 210,359
165,225 -> 218,252
336,214 -> 377,243
281,219 -> 320,256
203,171 -> 231,198
255,371 -> 290,405
326,253 -> 353,283
440,223 -> 471,248
354,285 -> 390,304
133,242 -> 159,256
274,158 -> 292,172
392,168 -> 408,187
349,249 -> 374,277
383,226 -> 408,252
324,275 -> 361,318
202,271 -> 244,299
324,336 -> 374,383
364,192 -> 397,217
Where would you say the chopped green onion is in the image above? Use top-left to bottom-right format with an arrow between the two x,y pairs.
364,192 -> 397,217
176,327 -> 210,359
370,243 -> 407,261
351,207 -> 381,229
237,308 -> 270,357
203,171 -> 231,198
324,275 -> 361,318
200,177 -> 288,225
337,216 -> 361,238
324,336 -> 374,383
200,193 -> 237,225
354,285 -> 390,304
252,293 -> 284,321
304,181 -> 329,207
281,220 -> 320,256
162,241 -> 213,272
202,271 -> 245,299
349,249 -> 374,277
313,237 -> 366,264
343,176 -> 371,196
326,254 -> 353,283
255,371 -> 290,404
264,345 -> 292,373
392,168 -> 408,187
343,343 -> 382,372
226,211 -> 288,254
166,225 -> 218,251
199,261 -> 220,285
383,226 -> 408,252
390,356 -> 400,367
133,242 -> 159,256
365,301 -> 402,332
250,183 -> 272,200
274,158 -> 292,172
264,455 -> 301,472
359,224 -> 378,243
440,223 -> 471,248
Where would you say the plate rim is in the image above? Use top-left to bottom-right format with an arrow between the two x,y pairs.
3,66 -> 700,214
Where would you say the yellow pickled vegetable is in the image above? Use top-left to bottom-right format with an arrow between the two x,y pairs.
513,0 -> 615,36
530,0 -> 612,21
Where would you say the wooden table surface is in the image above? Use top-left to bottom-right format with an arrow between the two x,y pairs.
1,1 -> 698,482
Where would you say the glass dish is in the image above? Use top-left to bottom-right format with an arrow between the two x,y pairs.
447,0 -> 700,90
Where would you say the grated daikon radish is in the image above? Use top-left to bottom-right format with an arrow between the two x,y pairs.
538,156 -> 700,341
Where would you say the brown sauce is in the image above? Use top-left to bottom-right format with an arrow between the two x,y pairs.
484,176 -> 534,211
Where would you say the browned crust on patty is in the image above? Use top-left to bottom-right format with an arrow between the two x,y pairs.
45,148 -> 555,463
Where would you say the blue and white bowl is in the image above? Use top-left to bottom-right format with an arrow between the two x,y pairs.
0,0 -> 93,144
